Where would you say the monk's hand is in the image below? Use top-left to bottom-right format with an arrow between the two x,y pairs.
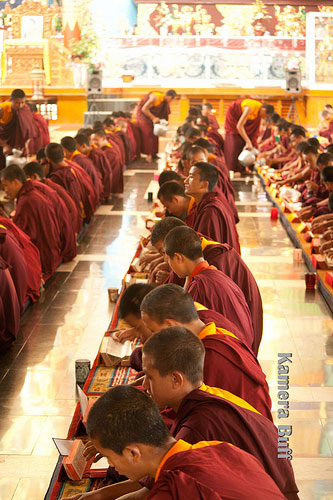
298,206 -> 312,221
113,328 -> 138,343
305,180 -> 318,193
139,251 -> 159,267
148,255 -> 164,272
245,140 -> 253,150
83,440 -> 104,462
155,270 -> 170,284
153,117 -> 160,124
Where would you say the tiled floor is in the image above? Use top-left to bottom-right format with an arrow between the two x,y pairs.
0,152 -> 332,500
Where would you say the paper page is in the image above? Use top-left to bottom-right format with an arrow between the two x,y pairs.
90,457 -> 109,470
53,438 -> 73,456
77,384 -> 89,416
106,338 -> 133,358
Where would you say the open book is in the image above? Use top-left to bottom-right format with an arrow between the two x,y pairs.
100,337 -> 133,367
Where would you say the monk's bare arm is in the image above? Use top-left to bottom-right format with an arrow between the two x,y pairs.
62,480 -> 144,500
117,487 -> 149,499
142,95 -> 159,123
276,166 -> 311,187
236,107 -> 252,149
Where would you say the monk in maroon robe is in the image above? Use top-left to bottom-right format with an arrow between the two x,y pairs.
0,217 -> 41,303
202,103 -> 220,130
125,119 -> 137,161
115,122 -> 133,166
91,129 -> 124,194
140,284 -> 270,419
224,99 -> 274,172
22,171 -> 77,263
0,255 -> 20,352
27,102 -> 50,153
151,217 -> 261,353
45,143 -> 97,224
142,328 -> 298,499
184,162 -> 240,252
83,386 -> 286,500
187,146 -> 238,223
75,133 -> 113,203
0,223 -> 28,311
129,119 -> 142,158
164,226 -> 253,338
0,89 -> 39,154
61,136 -> 103,201
200,236 -> 263,355
1,166 -> 62,278
136,90 -> 177,162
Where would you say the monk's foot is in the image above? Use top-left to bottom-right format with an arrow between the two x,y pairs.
146,155 -> 152,163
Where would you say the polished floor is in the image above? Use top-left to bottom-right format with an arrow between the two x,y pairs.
0,142 -> 332,500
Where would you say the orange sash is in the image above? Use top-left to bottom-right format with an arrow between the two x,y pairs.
188,261 -> 216,285
155,439 -> 225,481
199,383 -> 261,415
198,322 -> 238,341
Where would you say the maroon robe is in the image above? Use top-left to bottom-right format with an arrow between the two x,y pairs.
0,225 -> 28,311
196,306 -> 253,351
65,160 -> 98,222
126,121 -> 138,160
136,92 -> 170,156
206,128 -> 224,156
0,217 -> 41,303
102,145 -> 124,194
224,99 -> 262,172
0,256 -> 20,352
44,178 -> 82,234
29,112 -> 50,153
186,192 -> 240,253
129,120 -> 142,158
48,164 -> 84,222
148,440 -> 287,500
0,104 -> 39,152
172,389 -> 298,499
214,172 -> 239,224
13,180 -> 62,277
116,129 -> 133,166
31,180 -> 76,262
71,153 -> 103,202
207,114 -> 220,131
88,147 -> 113,202
106,132 -> 126,167
201,239 -> 263,356
197,324 -> 272,420
187,262 -> 254,343
319,120 -> 333,143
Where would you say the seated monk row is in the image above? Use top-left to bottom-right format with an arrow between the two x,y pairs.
64,323 -> 298,500
157,162 -> 240,253
117,283 -> 268,419
150,217 -> 263,355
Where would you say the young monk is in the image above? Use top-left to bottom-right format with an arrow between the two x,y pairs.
24,160 -> 82,235
75,133 -> 113,202
151,217 -> 263,355
202,102 -> 220,130
157,181 -> 195,221
0,89 -> 39,154
91,128 -> 123,194
184,162 -> 240,252
196,115 -> 224,157
164,226 -> 254,344
0,217 -> 41,303
84,385 -> 286,500
23,163 -> 77,263
224,98 -> 274,172
45,143 -> 97,225
1,165 -> 62,277
186,145 -> 238,223
141,327 -> 299,500
136,89 -> 177,162
61,136 -> 103,201
140,284 -> 271,419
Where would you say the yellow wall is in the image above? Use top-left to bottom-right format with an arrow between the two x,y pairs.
0,87 -> 332,128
